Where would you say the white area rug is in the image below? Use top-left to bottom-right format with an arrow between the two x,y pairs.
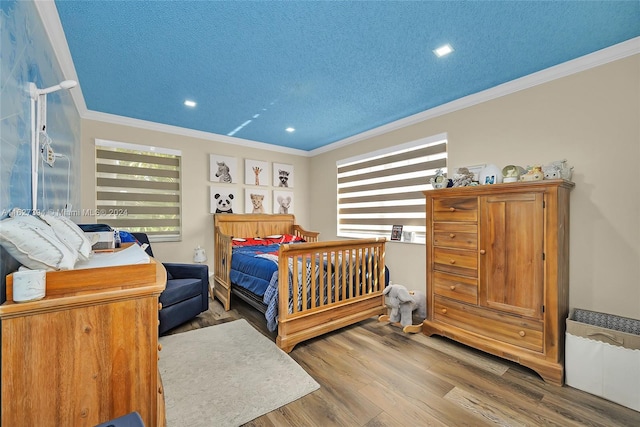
159,319 -> 319,427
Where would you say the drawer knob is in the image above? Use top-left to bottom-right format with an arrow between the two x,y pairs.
441,308 -> 447,314
158,302 -> 163,311
449,233 -> 456,238
450,285 -> 456,291
449,207 -> 456,212
480,249 -> 486,255
519,330 -> 526,337
449,259 -> 456,264
158,343 -> 163,351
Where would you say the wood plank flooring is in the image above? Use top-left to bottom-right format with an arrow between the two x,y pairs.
169,297 -> 640,426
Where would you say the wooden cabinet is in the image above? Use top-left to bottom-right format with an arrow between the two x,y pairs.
0,260 -> 166,426
424,180 -> 573,385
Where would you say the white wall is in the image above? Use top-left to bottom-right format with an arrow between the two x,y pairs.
80,120 -> 310,269
309,55 -> 640,319
80,55 -> 639,320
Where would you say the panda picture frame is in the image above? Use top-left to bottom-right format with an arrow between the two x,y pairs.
210,186 -> 239,214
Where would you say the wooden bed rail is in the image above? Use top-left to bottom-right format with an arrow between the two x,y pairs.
213,214 -> 387,352
276,237 -> 386,352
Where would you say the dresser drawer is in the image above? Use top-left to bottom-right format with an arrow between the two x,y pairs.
433,247 -> 477,277
433,222 -> 477,250
432,197 -> 477,222
434,296 -> 543,352
433,271 -> 477,304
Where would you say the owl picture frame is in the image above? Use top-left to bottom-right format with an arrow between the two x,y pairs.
273,162 -> 294,188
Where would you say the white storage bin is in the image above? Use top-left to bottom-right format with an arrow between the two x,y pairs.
566,309 -> 640,411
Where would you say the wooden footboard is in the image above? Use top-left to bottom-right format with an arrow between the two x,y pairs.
213,214 -> 386,352
276,238 -> 386,352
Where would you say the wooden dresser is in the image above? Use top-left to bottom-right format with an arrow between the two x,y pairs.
424,179 -> 574,385
0,259 -> 167,426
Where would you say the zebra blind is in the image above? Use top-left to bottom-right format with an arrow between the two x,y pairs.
95,139 -> 182,242
337,134 -> 447,243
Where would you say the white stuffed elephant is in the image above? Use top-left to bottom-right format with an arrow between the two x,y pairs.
382,283 -> 427,327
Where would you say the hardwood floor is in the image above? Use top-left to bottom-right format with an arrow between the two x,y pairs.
172,297 -> 640,426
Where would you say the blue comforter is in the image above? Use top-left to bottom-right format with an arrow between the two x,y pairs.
230,244 -> 280,296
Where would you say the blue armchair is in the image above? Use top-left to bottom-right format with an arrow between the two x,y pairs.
132,233 -> 209,335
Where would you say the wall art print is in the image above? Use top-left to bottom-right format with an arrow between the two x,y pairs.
244,159 -> 269,186
273,190 -> 294,214
272,162 -> 294,188
245,188 -> 270,214
210,186 -> 239,214
209,154 -> 238,184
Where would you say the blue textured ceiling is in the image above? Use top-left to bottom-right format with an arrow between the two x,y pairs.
54,1 -> 639,151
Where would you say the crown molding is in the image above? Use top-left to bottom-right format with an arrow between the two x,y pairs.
83,110 -> 311,156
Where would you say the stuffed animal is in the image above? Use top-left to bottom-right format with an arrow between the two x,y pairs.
380,283 -> 427,333
543,159 -> 574,181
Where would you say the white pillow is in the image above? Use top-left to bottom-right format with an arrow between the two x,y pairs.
0,214 -> 78,271
37,213 -> 93,260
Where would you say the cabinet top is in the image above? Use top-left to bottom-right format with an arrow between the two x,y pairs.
424,179 -> 575,197
0,260 -> 166,318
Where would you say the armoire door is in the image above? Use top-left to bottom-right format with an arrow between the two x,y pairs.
479,192 -> 544,319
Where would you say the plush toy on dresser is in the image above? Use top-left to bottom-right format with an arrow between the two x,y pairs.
378,283 -> 427,333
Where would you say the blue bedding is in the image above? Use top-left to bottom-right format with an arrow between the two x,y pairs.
230,244 -> 281,296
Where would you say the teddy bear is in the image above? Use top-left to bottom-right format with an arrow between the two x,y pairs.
277,195 -> 291,214
379,283 -> 427,333
214,193 -> 234,213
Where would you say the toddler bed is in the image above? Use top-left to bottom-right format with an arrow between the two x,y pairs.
213,214 -> 387,352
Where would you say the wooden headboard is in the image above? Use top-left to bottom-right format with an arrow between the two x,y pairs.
214,214 -> 298,238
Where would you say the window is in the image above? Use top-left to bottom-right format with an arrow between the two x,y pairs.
95,139 -> 182,242
337,133 -> 447,243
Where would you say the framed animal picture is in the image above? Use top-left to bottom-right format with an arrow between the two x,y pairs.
273,162 -> 294,188
245,188 -> 270,214
209,154 -> 238,184
210,186 -> 239,214
244,159 -> 269,186
273,190 -> 294,214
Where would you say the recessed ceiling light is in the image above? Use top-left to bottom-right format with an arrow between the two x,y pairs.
286,127 -> 295,133
433,44 -> 454,57
184,100 -> 196,107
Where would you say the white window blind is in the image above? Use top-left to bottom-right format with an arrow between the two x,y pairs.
95,139 -> 182,242
337,134 -> 447,243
